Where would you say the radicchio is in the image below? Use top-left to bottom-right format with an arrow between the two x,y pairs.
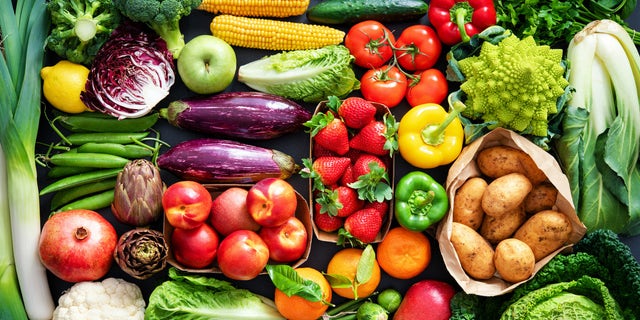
81,21 -> 175,119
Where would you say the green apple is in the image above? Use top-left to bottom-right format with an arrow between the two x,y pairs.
177,35 -> 237,95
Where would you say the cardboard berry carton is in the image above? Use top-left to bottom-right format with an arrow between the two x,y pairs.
305,97 -> 396,245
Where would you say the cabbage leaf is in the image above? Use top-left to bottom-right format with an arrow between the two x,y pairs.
145,268 -> 285,319
237,45 -> 360,103
499,276 -> 625,320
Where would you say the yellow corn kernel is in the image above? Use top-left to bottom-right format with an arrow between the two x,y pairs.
198,0 -> 309,18
210,15 -> 345,51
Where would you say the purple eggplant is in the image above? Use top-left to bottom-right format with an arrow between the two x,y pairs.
159,91 -> 312,140
157,138 -> 300,183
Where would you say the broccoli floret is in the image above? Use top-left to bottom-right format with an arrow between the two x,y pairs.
457,34 -> 569,137
46,0 -> 121,66
112,0 -> 202,59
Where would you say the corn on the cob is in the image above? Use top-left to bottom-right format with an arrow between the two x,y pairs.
210,15 -> 345,51
198,0 -> 310,18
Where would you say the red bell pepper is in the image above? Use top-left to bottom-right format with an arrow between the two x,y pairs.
427,0 -> 497,46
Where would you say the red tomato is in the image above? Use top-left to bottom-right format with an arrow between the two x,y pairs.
345,20 -> 396,69
406,69 -> 449,107
394,25 -> 442,71
360,66 -> 408,108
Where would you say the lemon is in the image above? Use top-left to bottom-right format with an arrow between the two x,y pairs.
41,60 -> 91,114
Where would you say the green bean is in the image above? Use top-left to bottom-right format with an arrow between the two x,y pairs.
77,142 -> 154,159
50,178 -> 117,211
53,189 -> 115,214
49,152 -> 130,168
66,132 -> 150,146
55,112 -> 159,133
40,168 -> 122,196
47,165 -> 93,178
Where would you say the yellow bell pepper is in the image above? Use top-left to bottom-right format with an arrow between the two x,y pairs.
397,101 -> 465,169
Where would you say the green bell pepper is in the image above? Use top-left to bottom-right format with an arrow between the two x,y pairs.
394,171 -> 449,232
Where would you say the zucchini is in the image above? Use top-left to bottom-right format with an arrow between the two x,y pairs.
306,0 -> 428,25
159,91 -> 312,140
157,138 -> 300,183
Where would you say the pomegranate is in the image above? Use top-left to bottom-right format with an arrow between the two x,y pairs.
39,209 -> 117,282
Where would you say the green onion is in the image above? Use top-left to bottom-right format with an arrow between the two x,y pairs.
0,0 -> 55,319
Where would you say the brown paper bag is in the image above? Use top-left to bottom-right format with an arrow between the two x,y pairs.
436,128 -> 587,296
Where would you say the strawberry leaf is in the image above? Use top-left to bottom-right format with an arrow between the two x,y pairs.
382,113 -> 399,158
316,188 -> 344,217
303,111 -> 334,137
348,162 -> 392,202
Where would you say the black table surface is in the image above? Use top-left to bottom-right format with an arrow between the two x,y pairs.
36,0 -> 640,307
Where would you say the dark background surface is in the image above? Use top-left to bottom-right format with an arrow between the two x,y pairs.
36,0 -> 640,307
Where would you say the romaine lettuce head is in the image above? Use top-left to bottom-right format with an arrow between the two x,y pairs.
499,276 -> 625,320
238,45 -> 360,103
145,268 -> 285,319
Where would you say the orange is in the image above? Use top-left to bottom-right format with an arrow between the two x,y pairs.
274,267 -> 332,320
376,226 -> 431,279
326,247 -> 381,299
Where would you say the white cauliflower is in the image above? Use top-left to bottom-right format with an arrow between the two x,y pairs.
53,278 -> 146,320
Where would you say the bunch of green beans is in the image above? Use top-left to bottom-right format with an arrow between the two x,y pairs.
40,111 -> 163,213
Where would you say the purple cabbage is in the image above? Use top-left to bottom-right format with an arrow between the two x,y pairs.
81,21 -> 175,119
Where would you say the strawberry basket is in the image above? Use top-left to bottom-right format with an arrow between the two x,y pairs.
306,98 -> 395,245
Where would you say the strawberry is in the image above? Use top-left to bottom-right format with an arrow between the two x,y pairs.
364,200 -> 389,220
317,186 -> 364,218
349,154 -> 393,203
339,165 -> 356,186
305,112 -> 349,155
340,208 -> 383,245
301,157 -> 351,191
313,202 -> 344,232
349,114 -> 398,157
312,143 -> 337,158
352,154 -> 387,178
337,97 -> 377,129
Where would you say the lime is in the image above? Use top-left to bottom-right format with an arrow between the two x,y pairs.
377,288 -> 402,313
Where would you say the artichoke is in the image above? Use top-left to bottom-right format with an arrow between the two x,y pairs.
112,159 -> 165,226
114,228 -> 168,280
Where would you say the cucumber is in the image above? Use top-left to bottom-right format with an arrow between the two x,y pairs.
306,0 -> 428,25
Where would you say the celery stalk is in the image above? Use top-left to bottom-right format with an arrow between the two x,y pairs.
0,0 -> 55,319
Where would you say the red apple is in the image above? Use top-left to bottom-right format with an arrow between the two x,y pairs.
393,280 -> 457,320
163,180 -> 212,229
216,229 -> 269,280
210,187 -> 260,236
171,223 -> 219,269
246,178 -> 297,227
259,216 -> 308,263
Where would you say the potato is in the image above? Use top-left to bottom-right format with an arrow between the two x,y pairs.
480,204 -> 527,244
476,145 -> 547,185
493,238 -> 535,283
453,177 -> 488,230
524,182 -> 558,214
450,222 -> 496,280
514,210 -> 573,261
481,173 -> 532,217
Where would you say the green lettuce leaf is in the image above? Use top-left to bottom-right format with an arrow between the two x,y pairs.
237,45 -> 360,103
145,268 -> 285,320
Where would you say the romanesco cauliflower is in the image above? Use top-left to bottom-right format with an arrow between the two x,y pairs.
457,35 -> 569,136
53,278 -> 145,320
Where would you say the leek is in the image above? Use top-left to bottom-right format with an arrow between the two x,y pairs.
556,19 -> 640,235
0,0 -> 55,319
